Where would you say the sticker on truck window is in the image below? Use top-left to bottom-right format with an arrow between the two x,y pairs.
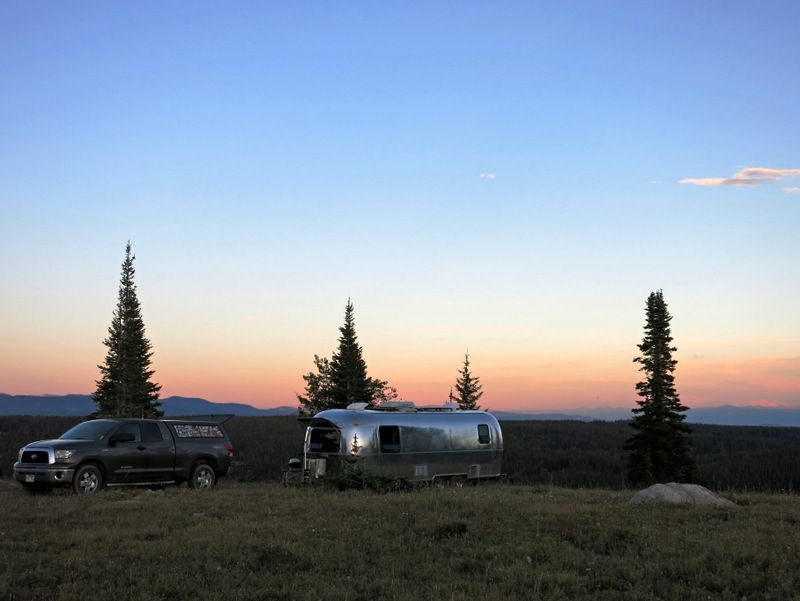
173,424 -> 224,438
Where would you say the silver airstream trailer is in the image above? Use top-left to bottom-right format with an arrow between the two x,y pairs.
299,401 -> 503,485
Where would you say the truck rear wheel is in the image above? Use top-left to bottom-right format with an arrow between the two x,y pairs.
73,464 -> 103,494
189,463 -> 216,490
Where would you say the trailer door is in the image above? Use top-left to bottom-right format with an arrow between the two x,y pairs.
308,427 -> 340,453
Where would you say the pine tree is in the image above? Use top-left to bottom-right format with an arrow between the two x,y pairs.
297,299 -> 397,415
90,242 -> 162,419
624,290 -> 695,486
329,299 -> 373,407
297,355 -> 335,414
453,352 -> 483,410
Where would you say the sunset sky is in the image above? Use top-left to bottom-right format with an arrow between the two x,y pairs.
2,2 -> 798,414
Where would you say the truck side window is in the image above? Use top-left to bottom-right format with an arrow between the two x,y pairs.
478,424 -> 491,444
379,426 -> 401,453
142,423 -> 163,442
115,423 -> 141,443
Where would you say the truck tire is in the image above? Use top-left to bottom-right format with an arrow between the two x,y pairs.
189,463 -> 216,490
73,464 -> 103,495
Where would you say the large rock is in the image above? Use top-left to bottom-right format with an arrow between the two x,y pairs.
629,483 -> 735,507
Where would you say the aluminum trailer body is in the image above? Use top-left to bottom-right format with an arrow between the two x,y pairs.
301,402 -> 503,484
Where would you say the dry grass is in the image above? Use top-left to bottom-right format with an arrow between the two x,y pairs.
1,479 -> 799,600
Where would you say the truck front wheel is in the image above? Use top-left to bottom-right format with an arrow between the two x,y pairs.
189,463 -> 216,490
73,464 -> 103,494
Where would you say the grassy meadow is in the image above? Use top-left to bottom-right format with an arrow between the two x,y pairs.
2,479 -> 800,601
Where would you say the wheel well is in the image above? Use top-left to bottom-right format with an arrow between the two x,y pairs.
194,458 -> 217,473
76,460 -> 105,480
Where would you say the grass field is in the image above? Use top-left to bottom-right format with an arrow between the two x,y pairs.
2,480 -> 799,601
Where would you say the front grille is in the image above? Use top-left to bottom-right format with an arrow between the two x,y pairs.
22,450 -> 50,464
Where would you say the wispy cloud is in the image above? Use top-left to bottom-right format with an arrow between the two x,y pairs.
783,187 -> 800,194
480,173 -> 496,179
680,167 -> 800,187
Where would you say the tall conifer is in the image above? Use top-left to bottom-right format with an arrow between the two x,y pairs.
297,299 -> 396,414
329,299 -> 373,407
90,242 -> 162,419
624,290 -> 695,485
453,352 -> 483,410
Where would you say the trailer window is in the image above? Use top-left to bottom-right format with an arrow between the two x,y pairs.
478,424 -> 491,444
379,426 -> 401,453
309,429 -> 340,453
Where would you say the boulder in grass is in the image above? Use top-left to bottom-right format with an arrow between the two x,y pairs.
629,483 -> 735,507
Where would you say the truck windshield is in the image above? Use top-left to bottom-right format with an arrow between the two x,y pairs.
60,421 -> 117,441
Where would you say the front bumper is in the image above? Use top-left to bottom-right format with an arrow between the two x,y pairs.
13,463 -> 75,486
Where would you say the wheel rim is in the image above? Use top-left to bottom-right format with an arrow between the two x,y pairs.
79,470 -> 98,493
195,468 -> 212,489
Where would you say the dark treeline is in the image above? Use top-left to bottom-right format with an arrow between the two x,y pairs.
3,415 -> 800,492
501,420 -> 800,492
1,416 -> 84,479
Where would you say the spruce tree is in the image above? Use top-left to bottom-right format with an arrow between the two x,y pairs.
624,290 -> 695,486
90,242 -> 163,419
329,299 -> 373,407
453,352 -> 483,410
297,299 -> 397,415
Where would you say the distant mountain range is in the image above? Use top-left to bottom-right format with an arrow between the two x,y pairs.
492,405 -> 800,427
1,394 -> 799,427
0,394 -> 296,418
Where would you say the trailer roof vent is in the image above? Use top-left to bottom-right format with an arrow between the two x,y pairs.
377,401 -> 417,412
346,403 -> 369,411
418,402 -> 460,412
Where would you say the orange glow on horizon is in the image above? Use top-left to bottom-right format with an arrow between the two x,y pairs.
3,344 -> 798,412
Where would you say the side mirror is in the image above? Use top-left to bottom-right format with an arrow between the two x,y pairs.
110,433 -> 136,445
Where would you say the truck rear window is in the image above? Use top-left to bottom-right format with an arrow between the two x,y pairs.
173,424 -> 224,438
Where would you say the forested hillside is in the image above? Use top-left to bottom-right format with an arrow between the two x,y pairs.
2,415 -> 800,492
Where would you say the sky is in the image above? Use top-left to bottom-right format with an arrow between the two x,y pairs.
1,1 -> 798,414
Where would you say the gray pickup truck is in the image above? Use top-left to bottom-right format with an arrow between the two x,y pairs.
12,415 -> 234,494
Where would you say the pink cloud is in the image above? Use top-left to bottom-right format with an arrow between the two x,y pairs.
680,167 -> 800,187
681,177 -> 762,186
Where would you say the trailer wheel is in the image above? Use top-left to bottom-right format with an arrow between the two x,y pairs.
73,464 -> 103,494
189,463 -> 216,490
450,476 -> 466,488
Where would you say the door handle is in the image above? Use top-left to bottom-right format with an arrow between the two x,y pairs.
137,446 -> 146,451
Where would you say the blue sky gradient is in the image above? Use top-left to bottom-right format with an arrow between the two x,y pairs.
2,2 -> 798,412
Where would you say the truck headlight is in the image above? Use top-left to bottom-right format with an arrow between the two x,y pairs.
55,449 -> 76,461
